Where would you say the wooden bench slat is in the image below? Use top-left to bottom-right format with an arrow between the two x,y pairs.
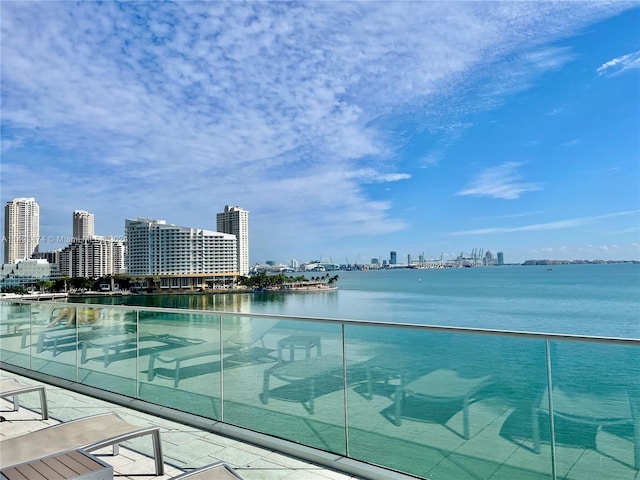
1,450 -> 111,480
42,456 -> 85,478
64,451 -> 103,473
0,466 -> 30,480
7,463 -> 49,480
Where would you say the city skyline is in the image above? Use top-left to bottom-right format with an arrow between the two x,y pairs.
1,2 -> 638,265
5,195 -> 633,268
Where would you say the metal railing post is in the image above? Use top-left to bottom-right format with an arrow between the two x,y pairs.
219,314 -> 224,421
341,323 -> 349,457
136,308 -> 140,394
545,339 -> 557,480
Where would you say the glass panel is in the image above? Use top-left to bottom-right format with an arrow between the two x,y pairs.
0,301 -> 32,367
138,309 -> 221,418
30,304 -> 103,381
3,298 -> 637,480
548,341 -> 639,479
224,317 -> 347,454
345,325 -> 552,480
77,306 -> 138,397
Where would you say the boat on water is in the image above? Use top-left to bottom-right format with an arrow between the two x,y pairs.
279,281 -> 338,292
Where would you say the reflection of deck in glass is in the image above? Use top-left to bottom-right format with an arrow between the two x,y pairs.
1,300 -> 639,480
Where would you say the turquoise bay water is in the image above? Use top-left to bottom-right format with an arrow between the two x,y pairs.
77,263 -> 640,338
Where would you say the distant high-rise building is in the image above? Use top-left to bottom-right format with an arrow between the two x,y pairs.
497,252 -> 504,265
390,251 -> 397,265
59,236 -> 124,278
484,250 -> 495,266
4,197 -> 40,264
216,206 -> 249,276
73,210 -> 95,240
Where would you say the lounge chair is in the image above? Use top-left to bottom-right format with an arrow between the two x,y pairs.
0,448 -> 113,480
171,461 -> 243,479
30,306 -> 108,355
148,319 -> 278,387
531,341 -> 640,469
260,354 -> 360,414
392,369 -> 492,439
0,314 -> 31,335
533,384 -> 640,469
0,412 -> 164,475
0,378 -> 48,420
80,332 -> 205,367
35,324 -> 98,355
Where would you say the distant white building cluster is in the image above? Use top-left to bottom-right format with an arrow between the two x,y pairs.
1,197 -> 250,291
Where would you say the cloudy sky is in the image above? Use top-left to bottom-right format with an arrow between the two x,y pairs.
1,1 -> 638,265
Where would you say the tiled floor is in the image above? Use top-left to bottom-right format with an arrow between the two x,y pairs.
0,371 -> 361,480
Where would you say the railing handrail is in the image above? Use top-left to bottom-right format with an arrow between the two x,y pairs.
4,299 -> 640,346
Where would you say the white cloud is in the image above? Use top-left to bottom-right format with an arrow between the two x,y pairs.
450,210 -> 640,236
354,170 -> 411,183
0,1 -> 634,256
419,152 -> 443,168
561,139 -> 580,147
597,50 -> 640,76
456,162 -> 542,200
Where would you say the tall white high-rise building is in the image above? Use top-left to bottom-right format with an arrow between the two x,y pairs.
216,205 -> 249,276
125,218 -> 237,276
4,197 -> 40,264
73,210 -> 95,240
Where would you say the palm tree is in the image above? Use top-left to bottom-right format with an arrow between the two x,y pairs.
37,280 -> 54,292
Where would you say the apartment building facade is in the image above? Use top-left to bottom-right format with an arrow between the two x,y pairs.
125,218 -> 237,290
0,258 -> 59,290
216,205 -> 249,276
58,236 -> 125,278
4,197 -> 40,264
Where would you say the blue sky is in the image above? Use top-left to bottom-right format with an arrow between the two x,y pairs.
1,1 -> 638,265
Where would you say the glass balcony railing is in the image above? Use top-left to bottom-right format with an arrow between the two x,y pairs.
1,300 -> 638,480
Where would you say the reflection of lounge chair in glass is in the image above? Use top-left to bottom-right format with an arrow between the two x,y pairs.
259,354 -> 346,414
36,325 -> 99,355
33,306 -> 106,355
147,320 -> 277,387
1,311 -> 32,334
533,385 -> 640,469
393,369 -> 492,439
0,412 -> 164,475
80,332 -> 204,367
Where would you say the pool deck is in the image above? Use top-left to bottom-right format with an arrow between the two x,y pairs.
0,370 -> 361,480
